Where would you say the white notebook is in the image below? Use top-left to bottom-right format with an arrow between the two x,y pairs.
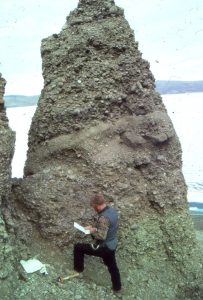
74,222 -> 90,234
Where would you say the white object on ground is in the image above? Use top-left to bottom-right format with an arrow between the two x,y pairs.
74,222 -> 90,234
20,258 -> 48,274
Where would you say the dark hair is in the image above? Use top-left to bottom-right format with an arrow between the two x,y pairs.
90,194 -> 105,206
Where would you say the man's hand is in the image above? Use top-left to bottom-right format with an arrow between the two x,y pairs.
85,226 -> 97,233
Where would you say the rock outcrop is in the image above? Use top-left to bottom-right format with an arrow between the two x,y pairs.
0,74 -> 15,298
11,0 -> 203,298
0,75 -> 6,111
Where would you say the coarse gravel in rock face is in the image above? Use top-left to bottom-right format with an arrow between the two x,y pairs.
1,1 -> 203,299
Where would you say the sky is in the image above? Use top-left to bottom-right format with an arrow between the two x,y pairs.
0,0 -> 203,95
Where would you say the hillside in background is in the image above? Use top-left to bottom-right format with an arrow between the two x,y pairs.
4,80 -> 203,108
4,95 -> 39,108
156,80 -> 203,94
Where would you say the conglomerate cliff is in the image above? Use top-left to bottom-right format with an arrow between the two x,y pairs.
8,0 -> 203,299
0,74 -> 16,298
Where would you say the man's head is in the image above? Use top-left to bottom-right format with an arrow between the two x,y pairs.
90,194 -> 106,212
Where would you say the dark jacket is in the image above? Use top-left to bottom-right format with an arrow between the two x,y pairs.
98,206 -> 118,250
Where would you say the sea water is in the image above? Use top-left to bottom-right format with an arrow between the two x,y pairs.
6,105 -> 36,179
6,92 -> 203,209
162,92 -> 203,212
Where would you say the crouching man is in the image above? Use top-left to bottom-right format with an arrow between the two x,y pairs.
73,194 -> 122,292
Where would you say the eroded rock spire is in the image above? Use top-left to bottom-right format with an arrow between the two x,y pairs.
10,1 -> 203,298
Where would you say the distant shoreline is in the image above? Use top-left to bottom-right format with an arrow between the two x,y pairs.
189,202 -> 203,207
156,80 -> 203,95
4,80 -> 203,108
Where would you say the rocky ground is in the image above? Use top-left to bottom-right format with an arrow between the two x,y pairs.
0,210 -> 202,300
